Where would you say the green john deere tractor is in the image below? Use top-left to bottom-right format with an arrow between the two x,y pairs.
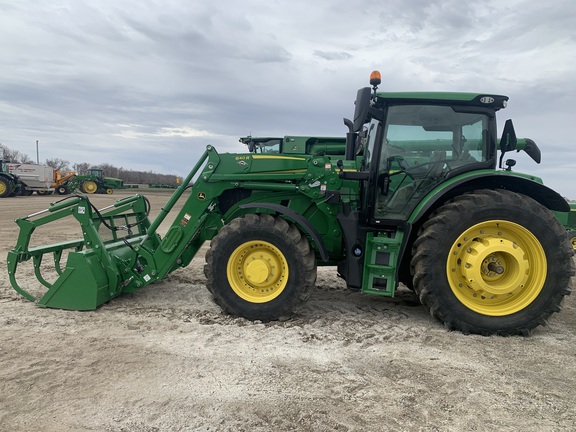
7,71 -> 574,335
61,168 -> 124,195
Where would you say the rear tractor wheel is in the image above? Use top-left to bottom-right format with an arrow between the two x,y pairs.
81,181 -> 98,194
204,214 -> 317,321
411,189 -> 573,335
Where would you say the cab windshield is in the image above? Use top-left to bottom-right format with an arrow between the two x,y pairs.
373,104 -> 491,220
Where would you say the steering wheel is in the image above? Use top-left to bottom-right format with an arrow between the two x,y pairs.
406,159 -> 450,178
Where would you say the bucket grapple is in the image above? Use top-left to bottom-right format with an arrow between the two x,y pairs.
7,194 -> 159,309
7,148 -> 222,310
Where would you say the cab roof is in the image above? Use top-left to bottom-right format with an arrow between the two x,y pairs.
374,92 -> 509,111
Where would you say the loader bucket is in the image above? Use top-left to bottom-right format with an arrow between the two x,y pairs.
7,194 -> 158,310
34,252 -> 111,310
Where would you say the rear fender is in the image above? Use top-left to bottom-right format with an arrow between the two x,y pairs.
410,172 -> 569,227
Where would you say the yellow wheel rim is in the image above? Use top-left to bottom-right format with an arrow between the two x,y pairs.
0,181 -> 6,195
106,188 -> 113,195
83,181 -> 98,194
227,240 -> 288,303
446,220 -> 546,316
570,234 -> 576,251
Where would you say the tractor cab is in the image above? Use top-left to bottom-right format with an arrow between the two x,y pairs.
344,71 -> 543,224
87,168 -> 104,179
365,95 -> 501,222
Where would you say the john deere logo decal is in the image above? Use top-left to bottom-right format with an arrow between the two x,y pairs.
197,192 -> 206,200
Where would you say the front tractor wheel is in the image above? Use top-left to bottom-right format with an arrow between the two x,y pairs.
56,185 -> 70,195
412,189 -> 573,335
204,214 -> 317,321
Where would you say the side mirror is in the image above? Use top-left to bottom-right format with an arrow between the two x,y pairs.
499,119 -> 517,168
519,138 -> 541,164
352,87 -> 372,132
499,119 -> 517,153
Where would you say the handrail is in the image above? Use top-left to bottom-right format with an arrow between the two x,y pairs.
140,147 -> 212,246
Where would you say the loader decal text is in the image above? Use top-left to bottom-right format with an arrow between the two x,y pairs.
180,213 -> 192,227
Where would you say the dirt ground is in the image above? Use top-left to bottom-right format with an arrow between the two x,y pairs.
0,190 -> 575,432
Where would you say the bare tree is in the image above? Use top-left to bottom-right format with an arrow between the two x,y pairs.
0,143 -> 34,163
45,158 -> 70,171
1,144 -> 179,184
73,162 -> 91,175
98,163 -> 116,177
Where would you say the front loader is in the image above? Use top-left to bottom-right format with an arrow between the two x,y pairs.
7,71 -> 574,335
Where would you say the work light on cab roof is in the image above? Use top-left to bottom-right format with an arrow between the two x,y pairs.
369,70 -> 381,92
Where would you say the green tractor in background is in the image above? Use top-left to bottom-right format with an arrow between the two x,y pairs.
59,168 -> 124,195
0,159 -> 21,198
554,208 -> 576,252
7,71 -> 574,336
240,135 -> 347,156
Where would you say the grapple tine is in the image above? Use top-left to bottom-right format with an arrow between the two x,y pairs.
32,254 -> 52,289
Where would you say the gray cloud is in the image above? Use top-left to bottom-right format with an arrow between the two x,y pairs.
313,50 -> 353,61
0,0 -> 575,197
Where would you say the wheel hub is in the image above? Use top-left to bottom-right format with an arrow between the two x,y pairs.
447,220 -> 547,316
245,254 -> 275,285
460,237 -> 530,297
83,181 -> 97,194
227,241 -> 288,303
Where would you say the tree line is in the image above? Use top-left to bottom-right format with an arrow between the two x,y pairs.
1,143 -> 179,186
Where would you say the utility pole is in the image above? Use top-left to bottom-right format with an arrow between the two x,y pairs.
36,140 -> 39,164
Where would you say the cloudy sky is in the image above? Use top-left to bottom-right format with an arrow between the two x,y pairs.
1,0 -> 575,197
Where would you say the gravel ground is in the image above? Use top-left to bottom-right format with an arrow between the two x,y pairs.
1,190 -> 575,432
